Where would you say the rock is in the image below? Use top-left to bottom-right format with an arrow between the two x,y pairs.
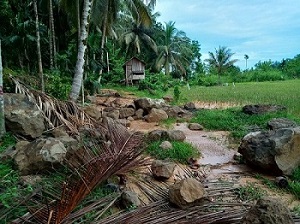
242,197 -> 293,224
145,108 -> 168,123
184,102 -> 196,110
134,98 -> 166,113
105,109 -> 120,120
83,105 -> 102,120
121,191 -> 141,208
162,106 -> 185,118
233,152 -> 243,163
187,158 -> 200,169
188,123 -> 203,130
127,116 -> 134,121
275,176 -> 289,188
135,108 -> 144,119
268,118 -> 297,130
147,130 -> 169,141
160,141 -> 172,150
14,138 -> 67,175
119,108 -> 135,119
169,178 -> 206,209
4,93 -> 45,138
274,127 -> 300,175
242,104 -> 286,115
19,175 -> 42,186
151,160 -> 176,180
167,130 -> 186,141
238,127 -> 300,175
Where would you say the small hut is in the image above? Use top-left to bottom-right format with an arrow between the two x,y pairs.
123,57 -> 145,85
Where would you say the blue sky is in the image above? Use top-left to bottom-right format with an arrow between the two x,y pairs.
155,0 -> 300,69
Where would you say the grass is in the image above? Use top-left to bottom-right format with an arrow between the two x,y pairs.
146,140 -> 200,164
191,108 -> 299,139
175,79 -> 300,117
235,182 -> 266,202
158,117 -> 178,129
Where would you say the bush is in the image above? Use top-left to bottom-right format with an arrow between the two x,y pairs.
146,140 -> 200,164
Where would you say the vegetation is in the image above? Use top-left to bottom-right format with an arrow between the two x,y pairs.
235,182 -> 266,202
289,167 -> 300,199
176,79 -> 300,117
146,140 -> 200,164
205,46 -> 238,85
191,108 -> 299,139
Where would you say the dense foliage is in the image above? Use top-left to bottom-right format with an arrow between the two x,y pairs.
0,0 -> 299,99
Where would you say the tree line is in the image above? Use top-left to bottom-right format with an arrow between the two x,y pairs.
0,0 -> 204,100
0,0 -> 300,101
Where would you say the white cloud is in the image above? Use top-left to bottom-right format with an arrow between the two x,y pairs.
155,0 -> 300,69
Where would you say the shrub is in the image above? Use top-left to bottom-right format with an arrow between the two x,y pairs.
146,140 -> 200,164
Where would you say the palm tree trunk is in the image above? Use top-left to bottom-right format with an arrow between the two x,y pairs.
49,0 -> 57,68
34,0 -> 44,92
49,5 -> 53,69
69,0 -> 92,101
0,40 -> 6,138
77,0 -> 81,45
98,14 -> 107,83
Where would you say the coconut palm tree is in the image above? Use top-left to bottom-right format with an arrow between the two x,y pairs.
119,18 -> 157,58
33,0 -> 44,92
155,21 -> 192,76
244,54 -> 249,69
68,0 -> 152,101
91,0 -> 152,82
69,0 -> 92,101
205,46 -> 238,85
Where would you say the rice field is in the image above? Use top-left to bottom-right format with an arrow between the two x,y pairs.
178,79 -> 300,117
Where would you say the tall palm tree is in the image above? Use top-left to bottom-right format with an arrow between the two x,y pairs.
244,54 -> 249,69
33,0 -> 44,92
205,46 -> 238,85
68,0 -> 152,101
69,0 -> 92,101
119,18 -> 157,58
155,21 -> 192,76
0,40 -> 5,138
91,0 -> 152,81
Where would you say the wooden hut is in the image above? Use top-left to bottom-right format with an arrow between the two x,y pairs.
123,57 -> 145,85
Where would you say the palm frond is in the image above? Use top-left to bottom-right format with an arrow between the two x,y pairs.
11,76 -> 97,135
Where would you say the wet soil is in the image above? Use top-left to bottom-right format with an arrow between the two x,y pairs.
130,120 -> 300,210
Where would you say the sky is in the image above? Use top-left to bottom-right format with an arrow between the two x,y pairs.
155,0 -> 300,69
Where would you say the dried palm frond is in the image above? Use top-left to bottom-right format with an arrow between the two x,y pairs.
10,76 -> 97,135
13,118 -> 150,224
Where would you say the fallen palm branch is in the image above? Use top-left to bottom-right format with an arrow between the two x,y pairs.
10,76 -> 97,135
12,117 -> 150,223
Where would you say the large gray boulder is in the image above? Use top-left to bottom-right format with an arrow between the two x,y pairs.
14,138 -> 68,175
242,197 -> 293,224
268,118 -> 297,130
242,104 -> 286,115
4,93 -> 45,138
238,127 -> 300,175
169,178 -> 206,209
